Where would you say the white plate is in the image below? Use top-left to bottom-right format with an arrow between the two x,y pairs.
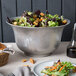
33,61 -> 76,76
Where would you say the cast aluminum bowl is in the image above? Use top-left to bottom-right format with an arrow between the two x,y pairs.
6,17 -> 70,56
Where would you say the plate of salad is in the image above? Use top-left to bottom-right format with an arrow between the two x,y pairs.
33,60 -> 76,76
7,10 -> 68,27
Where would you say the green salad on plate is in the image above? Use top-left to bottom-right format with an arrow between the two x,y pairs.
41,60 -> 76,76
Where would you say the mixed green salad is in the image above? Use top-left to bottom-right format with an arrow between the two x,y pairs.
7,10 -> 67,27
41,60 -> 76,76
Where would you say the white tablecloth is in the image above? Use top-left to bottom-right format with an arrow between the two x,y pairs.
0,42 -> 76,76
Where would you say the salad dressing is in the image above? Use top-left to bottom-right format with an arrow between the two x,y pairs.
67,23 -> 76,58
67,47 -> 76,58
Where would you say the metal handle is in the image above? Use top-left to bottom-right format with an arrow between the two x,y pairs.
3,48 -> 15,55
0,44 -> 15,55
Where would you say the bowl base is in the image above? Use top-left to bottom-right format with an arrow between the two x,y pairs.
24,52 -> 53,57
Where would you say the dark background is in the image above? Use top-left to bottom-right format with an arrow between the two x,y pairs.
0,0 -> 76,42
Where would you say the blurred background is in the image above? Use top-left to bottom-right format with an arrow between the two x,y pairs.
0,0 -> 76,42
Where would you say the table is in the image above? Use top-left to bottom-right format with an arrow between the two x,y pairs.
0,42 -> 76,76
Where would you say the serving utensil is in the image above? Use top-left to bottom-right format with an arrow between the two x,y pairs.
0,45 -> 15,55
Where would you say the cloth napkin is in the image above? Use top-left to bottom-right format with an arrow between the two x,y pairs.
8,66 -> 35,76
0,73 -> 4,76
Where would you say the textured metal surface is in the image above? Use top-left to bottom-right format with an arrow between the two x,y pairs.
6,17 -> 70,56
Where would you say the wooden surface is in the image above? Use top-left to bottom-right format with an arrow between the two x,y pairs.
0,0 -> 76,42
0,42 -> 76,76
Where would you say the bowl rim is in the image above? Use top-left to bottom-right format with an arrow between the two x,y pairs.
6,16 -> 70,29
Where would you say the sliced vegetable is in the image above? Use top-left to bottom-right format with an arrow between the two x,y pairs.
59,64 -> 66,72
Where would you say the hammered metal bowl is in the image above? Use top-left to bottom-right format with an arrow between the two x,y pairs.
7,17 -> 70,56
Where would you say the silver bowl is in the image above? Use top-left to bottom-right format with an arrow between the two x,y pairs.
6,17 -> 70,56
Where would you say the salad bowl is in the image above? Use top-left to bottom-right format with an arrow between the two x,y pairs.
7,17 -> 70,56
6,10 -> 70,56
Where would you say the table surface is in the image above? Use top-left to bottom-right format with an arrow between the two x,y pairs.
0,42 -> 76,76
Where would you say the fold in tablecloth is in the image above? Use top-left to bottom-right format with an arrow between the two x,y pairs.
8,66 -> 35,76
